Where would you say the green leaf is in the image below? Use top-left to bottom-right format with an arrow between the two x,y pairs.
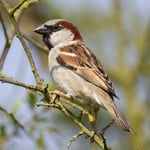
36,130 -> 45,149
28,91 -> 37,108
48,83 -> 55,91
0,125 -> 7,138
12,100 -> 22,114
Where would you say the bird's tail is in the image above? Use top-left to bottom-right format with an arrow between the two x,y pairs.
101,95 -> 136,134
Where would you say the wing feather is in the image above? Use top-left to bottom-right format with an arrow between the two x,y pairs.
56,43 -> 119,98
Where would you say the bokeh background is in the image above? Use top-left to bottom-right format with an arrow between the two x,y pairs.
0,0 -> 150,150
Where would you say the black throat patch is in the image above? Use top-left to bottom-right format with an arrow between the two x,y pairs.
43,35 -> 53,50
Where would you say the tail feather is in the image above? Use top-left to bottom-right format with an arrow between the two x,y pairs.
101,95 -> 136,134
111,105 -> 136,134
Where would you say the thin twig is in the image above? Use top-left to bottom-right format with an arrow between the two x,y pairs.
0,75 -> 43,93
0,1 -> 112,149
22,33 -> 48,54
0,7 -> 13,70
0,42 -> 11,70
11,18 -> 43,85
99,133 -> 111,150
0,0 -> 38,70
10,0 -> 39,16
0,10 -> 8,39
37,101 -> 107,149
0,0 -> 42,85
10,0 -> 28,15
0,106 -> 25,130
67,130 -> 84,148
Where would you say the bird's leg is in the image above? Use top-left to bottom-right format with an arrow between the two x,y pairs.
78,111 -> 84,121
49,90 -> 71,103
101,119 -> 115,133
90,107 -> 99,142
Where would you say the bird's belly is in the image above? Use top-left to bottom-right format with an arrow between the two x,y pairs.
51,66 -> 86,96
50,66 -> 102,108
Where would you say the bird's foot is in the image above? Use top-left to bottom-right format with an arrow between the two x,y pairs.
85,130 -> 97,143
90,130 -> 98,143
49,90 -> 70,103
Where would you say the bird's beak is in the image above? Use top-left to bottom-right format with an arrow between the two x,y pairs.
34,25 -> 49,35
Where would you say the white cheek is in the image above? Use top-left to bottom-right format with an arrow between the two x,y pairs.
50,29 -> 74,46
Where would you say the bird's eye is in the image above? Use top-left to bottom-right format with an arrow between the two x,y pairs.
53,24 -> 61,31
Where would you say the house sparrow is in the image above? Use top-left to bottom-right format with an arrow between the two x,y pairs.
34,19 -> 135,133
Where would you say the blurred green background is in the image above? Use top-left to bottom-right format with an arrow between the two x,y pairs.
0,0 -> 150,150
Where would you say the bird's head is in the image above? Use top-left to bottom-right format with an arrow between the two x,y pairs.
34,19 -> 83,50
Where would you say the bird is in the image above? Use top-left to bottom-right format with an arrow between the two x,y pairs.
34,19 -> 136,134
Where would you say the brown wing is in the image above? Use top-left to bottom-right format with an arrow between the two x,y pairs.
56,43 -> 119,98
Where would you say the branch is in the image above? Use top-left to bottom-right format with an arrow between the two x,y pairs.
0,0 -> 43,86
9,0 -> 38,16
12,21 -> 43,85
0,0 -> 39,70
0,71 -> 111,149
0,1 -> 112,149
0,10 -> 8,39
37,101 -> 111,150
10,0 -> 29,15
22,33 -> 49,54
0,106 -> 25,131
0,8 -> 14,70
0,39 -> 11,70
0,73 -> 43,93
67,130 -> 84,148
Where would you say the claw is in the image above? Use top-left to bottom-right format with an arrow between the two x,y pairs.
90,130 -> 97,143
50,93 -> 59,103
85,130 -> 97,143
49,90 -> 70,103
